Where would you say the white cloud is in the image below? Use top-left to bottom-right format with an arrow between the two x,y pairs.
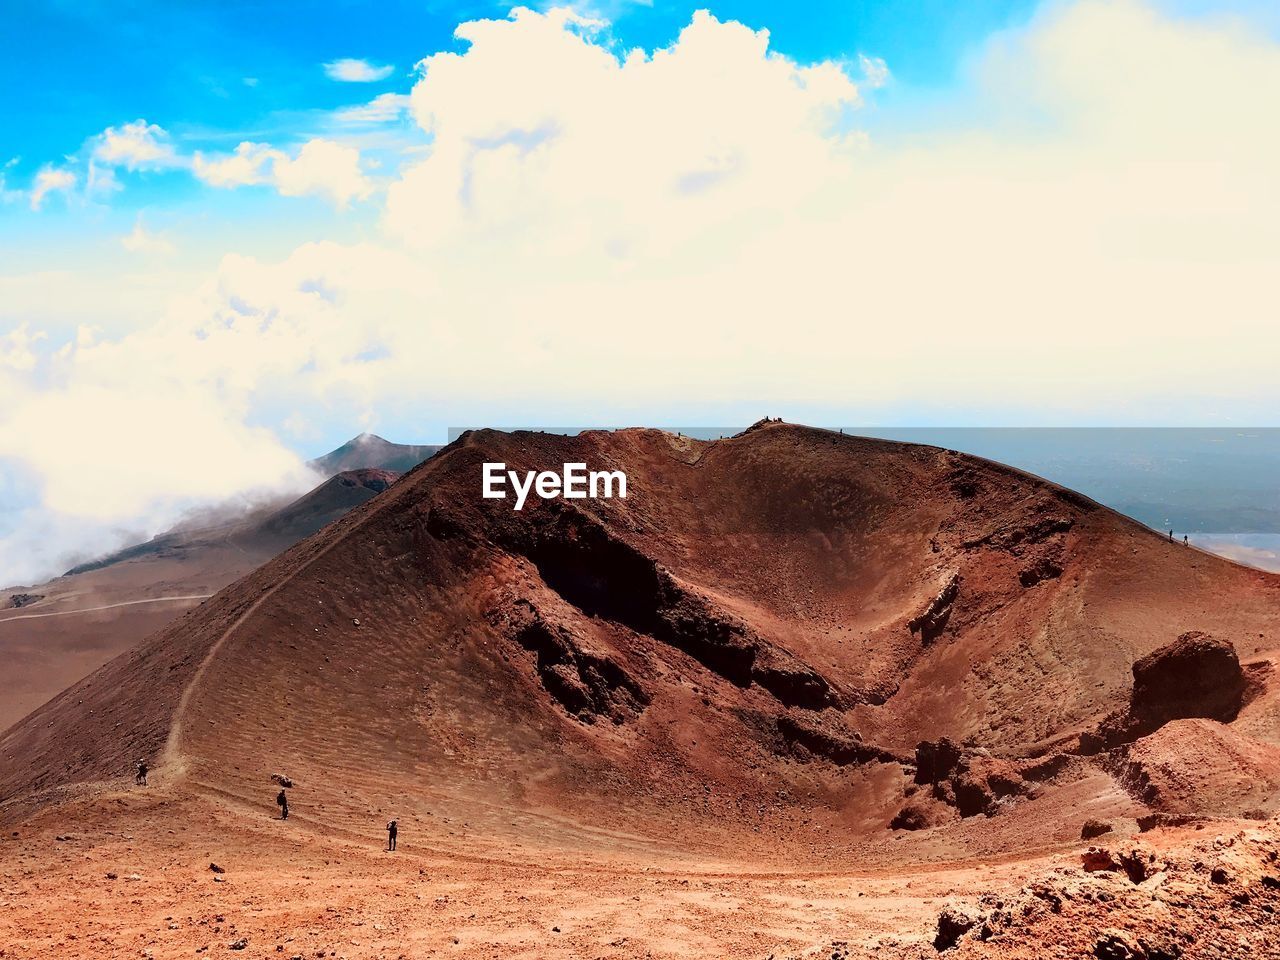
193,139 -> 372,207
5,1 -> 1280,582
93,120 -> 181,171
84,159 -> 122,200
273,139 -> 374,206
192,141 -> 276,188
859,54 -> 890,89
334,92 -> 414,125
0,324 -> 46,372
29,166 -> 75,210
120,216 -> 176,256
324,58 -> 395,82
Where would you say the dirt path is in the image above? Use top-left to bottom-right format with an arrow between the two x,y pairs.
160,516 -> 369,772
0,594 -> 212,624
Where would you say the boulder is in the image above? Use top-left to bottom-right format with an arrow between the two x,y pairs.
1084,632 -> 1248,750
1081,818 -> 1113,840
1129,631 -> 1245,733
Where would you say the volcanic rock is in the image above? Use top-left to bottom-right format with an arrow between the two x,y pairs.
1081,818 -> 1114,840
1131,631 -> 1246,731
934,903 -> 978,950
1084,631 -> 1249,752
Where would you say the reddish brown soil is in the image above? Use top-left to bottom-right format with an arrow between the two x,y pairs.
0,468 -> 400,731
3,422 -> 1280,956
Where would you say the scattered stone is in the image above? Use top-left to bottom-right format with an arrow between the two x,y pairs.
229,937 -> 248,950
209,863 -> 225,874
271,774 -> 294,788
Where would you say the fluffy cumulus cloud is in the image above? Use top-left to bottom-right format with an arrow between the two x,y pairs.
193,138 -> 373,207
324,57 -> 395,82
3,0 -> 1280,582
93,120 -> 181,171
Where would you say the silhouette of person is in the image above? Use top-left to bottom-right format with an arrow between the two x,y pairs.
1169,529 -> 1174,541
1184,535 -> 1189,546
135,759 -> 148,786
387,819 -> 398,851
277,789 -> 289,821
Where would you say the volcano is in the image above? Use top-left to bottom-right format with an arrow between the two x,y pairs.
307,432 -> 443,477
4,422 -> 1280,957
0,432 -> 436,730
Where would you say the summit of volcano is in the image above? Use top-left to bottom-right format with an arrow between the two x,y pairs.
4,422 -> 1280,958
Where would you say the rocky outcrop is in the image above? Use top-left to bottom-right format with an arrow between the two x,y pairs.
934,903 -> 978,950
491,503 -> 841,709
908,574 -> 960,643
1083,632 -> 1247,752
775,713 -> 906,767
964,510 -> 1074,554
1081,818 -> 1114,840
914,737 -> 963,785
490,596 -> 649,725
902,738 -> 1037,822
903,830 -> 1280,958
1130,631 -> 1246,730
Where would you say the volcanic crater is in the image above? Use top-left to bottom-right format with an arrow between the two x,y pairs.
4,421 -> 1280,957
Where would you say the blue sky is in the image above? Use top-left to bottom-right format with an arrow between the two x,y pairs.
0,0 -> 1049,277
3,1 -> 1039,170
2,0 -> 1280,581
0,0 -> 1056,359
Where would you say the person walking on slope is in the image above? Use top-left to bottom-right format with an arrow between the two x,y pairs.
134,759 -> 148,786
387,819 -> 398,852
277,789 -> 289,821
1184,535 -> 1189,546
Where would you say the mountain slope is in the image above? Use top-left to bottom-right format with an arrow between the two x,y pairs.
3,424 -> 1278,864
0,465 -> 412,731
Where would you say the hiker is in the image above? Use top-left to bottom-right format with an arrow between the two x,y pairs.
1169,529 -> 1174,541
277,789 -> 289,821
134,759 -> 148,786
1184,535 -> 1189,546
387,818 -> 398,851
